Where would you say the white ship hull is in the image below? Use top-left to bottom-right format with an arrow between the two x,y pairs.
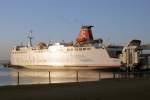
10,45 -> 121,69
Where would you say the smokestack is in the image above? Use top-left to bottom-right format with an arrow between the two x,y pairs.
76,25 -> 94,44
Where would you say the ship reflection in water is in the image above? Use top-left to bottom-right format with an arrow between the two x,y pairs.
0,65 -> 114,86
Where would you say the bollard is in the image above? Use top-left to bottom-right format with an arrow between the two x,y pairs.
49,71 -> 51,84
17,72 -> 20,85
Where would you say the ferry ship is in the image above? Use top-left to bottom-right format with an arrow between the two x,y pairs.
10,26 -> 125,69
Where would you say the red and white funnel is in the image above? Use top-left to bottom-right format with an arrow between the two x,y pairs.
76,25 -> 94,44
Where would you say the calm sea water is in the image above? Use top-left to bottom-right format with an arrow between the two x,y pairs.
0,65 -> 114,86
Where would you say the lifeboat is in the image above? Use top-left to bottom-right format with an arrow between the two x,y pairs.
36,42 -> 48,49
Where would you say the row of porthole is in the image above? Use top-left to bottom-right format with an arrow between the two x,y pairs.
12,52 -> 27,54
12,50 -> 48,54
67,48 -> 91,51
13,59 -> 47,63
12,48 -> 91,53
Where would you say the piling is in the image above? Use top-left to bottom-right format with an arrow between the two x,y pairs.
113,72 -> 116,79
49,71 -> 51,84
17,72 -> 20,85
76,70 -> 79,82
99,71 -> 101,80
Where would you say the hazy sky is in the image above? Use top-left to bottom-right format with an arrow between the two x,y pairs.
0,0 -> 150,60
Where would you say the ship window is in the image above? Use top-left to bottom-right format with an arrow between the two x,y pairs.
75,48 -> 78,51
83,48 -> 86,50
87,48 -> 91,50
79,48 -> 82,51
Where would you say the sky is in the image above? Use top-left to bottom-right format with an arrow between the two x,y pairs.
0,0 -> 150,60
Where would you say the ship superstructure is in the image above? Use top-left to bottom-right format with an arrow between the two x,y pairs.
10,26 -> 124,69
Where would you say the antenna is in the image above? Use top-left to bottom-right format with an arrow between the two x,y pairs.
27,30 -> 33,47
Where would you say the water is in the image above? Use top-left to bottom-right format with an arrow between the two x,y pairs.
0,65 -> 114,86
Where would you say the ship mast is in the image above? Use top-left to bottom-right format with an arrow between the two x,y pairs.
27,30 -> 33,47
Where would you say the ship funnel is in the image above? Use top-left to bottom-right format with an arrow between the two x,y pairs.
76,25 -> 94,44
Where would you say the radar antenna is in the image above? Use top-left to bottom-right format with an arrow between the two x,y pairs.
27,30 -> 33,47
